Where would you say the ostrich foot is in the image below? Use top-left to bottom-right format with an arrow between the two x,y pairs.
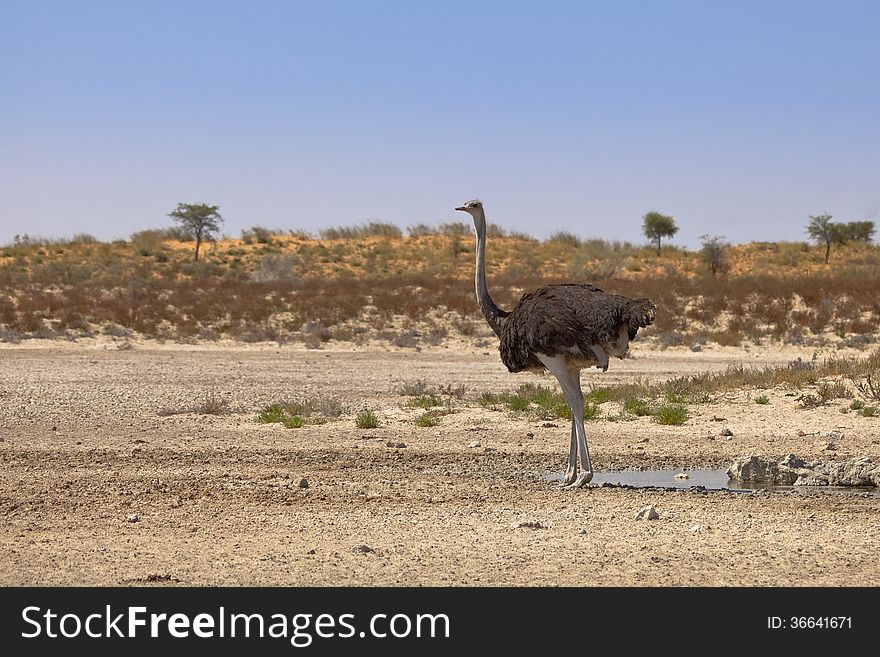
562,471 -> 593,489
557,465 -> 577,487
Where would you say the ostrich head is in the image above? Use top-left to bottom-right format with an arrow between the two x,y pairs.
455,199 -> 486,234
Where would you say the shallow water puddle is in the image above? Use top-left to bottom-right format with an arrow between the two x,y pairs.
541,469 -> 880,496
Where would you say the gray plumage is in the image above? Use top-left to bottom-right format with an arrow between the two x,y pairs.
455,198 -> 656,488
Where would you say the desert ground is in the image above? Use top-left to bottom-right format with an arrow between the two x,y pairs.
1,340 -> 878,586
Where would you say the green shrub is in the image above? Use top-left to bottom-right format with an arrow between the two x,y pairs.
414,411 -> 441,427
356,410 -> 379,429
256,404 -> 285,424
583,402 -> 601,420
281,415 -> 306,428
585,387 -> 614,404
652,405 -> 689,425
623,398 -> 652,416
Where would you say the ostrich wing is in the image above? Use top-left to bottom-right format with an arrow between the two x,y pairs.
498,284 -> 655,373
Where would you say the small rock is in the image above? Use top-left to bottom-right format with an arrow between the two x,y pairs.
674,473 -> 690,480
822,442 -> 837,451
307,549 -> 316,555
780,454 -> 806,469
822,430 -> 845,441
872,439 -> 880,445
169,497 -> 182,508
395,442 -> 407,449
354,544 -> 374,554
298,478 -> 309,489
467,441 -> 481,448
385,441 -> 396,447
541,423 -> 558,428
126,514 -> 140,523
525,432 -> 534,438
795,472 -> 829,486
689,524 -> 705,533
638,437 -> 649,444
712,416 -> 727,422
635,505 -> 659,521
720,428 -> 734,437
483,447 -> 497,453
512,520 -> 546,529
578,529 -> 587,535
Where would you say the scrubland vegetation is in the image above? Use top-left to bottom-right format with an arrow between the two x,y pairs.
1,224 -> 879,351
250,350 -> 880,431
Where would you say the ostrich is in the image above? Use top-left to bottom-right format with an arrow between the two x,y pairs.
456,199 -> 656,488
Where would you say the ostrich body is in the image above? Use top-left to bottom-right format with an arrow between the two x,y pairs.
456,199 -> 656,488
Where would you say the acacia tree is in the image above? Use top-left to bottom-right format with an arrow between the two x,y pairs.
699,234 -> 729,276
167,203 -> 223,261
841,220 -> 875,243
806,213 -> 845,264
642,211 -> 678,255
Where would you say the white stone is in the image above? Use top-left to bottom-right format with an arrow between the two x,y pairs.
635,505 -> 659,521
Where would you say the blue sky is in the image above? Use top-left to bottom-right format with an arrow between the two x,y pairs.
1,0 -> 878,247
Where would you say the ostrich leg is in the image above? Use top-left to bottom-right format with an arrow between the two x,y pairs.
561,420 -> 578,486
537,354 -> 594,488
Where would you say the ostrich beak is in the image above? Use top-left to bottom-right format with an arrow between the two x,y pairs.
455,206 -> 467,212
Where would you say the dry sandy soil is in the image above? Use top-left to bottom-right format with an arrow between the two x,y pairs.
1,340 -> 878,586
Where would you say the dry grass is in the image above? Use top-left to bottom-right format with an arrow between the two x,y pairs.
1,227 -> 879,348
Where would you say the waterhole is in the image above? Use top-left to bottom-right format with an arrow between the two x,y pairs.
541,469 -> 879,496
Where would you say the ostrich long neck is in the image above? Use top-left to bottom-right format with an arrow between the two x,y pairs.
474,219 -> 508,337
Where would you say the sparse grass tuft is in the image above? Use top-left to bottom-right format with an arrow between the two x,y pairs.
652,405 -> 689,425
623,398 -> 652,417
479,391 -> 502,408
281,415 -> 306,428
193,390 -> 230,415
159,390 -> 230,416
817,381 -> 851,401
585,387 -> 614,404
414,411 -> 442,427
356,409 -> 380,429
255,396 -> 346,427
859,405 -> 878,417
754,394 -> 770,405
395,379 -> 433,396
437,383 -> 467,399
256,404 -> 286,424
407,395 -> 441,409
583,402 -> 601,420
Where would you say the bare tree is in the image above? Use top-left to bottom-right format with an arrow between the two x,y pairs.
699,234 -> 729,276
